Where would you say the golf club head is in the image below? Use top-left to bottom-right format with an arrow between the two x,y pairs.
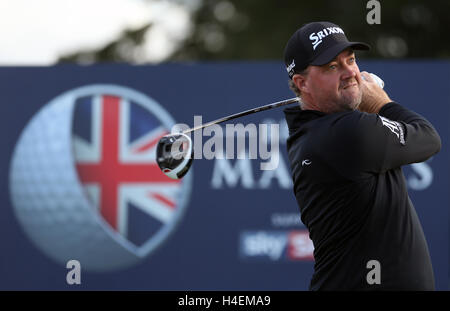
156,133 -> 193,179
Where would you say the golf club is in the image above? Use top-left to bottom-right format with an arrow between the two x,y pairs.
156,73 -> 384,179
156,97 -> 300,179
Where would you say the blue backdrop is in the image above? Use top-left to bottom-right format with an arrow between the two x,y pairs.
0,61 -> 448,290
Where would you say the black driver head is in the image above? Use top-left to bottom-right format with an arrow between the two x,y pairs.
156,133 -> 193,179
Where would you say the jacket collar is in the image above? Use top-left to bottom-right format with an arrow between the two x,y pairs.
283,105 -> 326,132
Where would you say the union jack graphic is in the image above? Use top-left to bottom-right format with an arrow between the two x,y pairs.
72,93 -> 185,247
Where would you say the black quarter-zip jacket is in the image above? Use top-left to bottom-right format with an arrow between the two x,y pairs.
283,102 -> 441,290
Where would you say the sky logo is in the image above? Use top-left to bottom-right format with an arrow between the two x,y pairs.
239,230 -> 314,261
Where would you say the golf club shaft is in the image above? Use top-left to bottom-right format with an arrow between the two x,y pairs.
182,97 -> 300,134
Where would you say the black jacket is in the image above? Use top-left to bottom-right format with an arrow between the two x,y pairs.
283,102 -> 441,290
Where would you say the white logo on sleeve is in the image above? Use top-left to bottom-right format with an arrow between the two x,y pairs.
379,116 -> 405,145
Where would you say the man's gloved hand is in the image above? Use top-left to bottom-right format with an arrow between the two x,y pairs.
358,71 -> 392,114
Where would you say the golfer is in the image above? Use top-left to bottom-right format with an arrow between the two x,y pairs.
283,21 -> 441,290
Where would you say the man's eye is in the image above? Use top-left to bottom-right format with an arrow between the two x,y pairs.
349,57 -> 355,63
329,64 -> 337,70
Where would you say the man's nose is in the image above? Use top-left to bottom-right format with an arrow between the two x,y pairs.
341,64 -> 356,80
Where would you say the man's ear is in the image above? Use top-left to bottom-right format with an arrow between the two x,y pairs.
292,74 -> 308,94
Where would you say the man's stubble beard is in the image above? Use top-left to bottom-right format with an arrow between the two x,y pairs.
337,86 -> 363,112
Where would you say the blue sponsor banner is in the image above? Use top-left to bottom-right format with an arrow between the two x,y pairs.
0,62 -> 448,290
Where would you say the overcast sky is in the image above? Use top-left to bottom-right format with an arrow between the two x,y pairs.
0,0 -> 194,65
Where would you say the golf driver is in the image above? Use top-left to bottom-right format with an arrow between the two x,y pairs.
156,97 -> 300,179
156,73 -> 384,179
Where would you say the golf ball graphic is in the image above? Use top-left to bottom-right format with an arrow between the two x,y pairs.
9,85 -> 192,272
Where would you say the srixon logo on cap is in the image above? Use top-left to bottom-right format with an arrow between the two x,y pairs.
286,59 -> 296,74
309,27 -> 345,50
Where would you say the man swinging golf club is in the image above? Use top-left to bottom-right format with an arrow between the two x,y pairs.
283,21 -> 441,290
